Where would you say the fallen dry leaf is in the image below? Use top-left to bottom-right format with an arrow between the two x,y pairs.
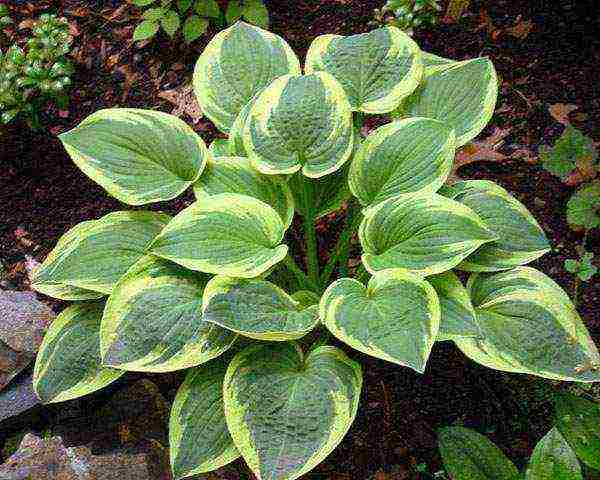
505,17 -> 533,40
158,84 -> 203,124
451,127 -> 511,180
549,103 -> 578,126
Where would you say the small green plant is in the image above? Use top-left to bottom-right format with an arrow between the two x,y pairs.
31,23 -> 599,480
133,0 -> 268,43
540,127 -> 599,293
438,393 -> 600,479
372,0 -> 442,35
0,5 -> 13,33
0,13 -> 73,128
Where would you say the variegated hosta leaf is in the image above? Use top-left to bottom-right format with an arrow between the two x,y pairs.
525,428 -> 583,480
33,301 -> 124,403
438,427 -> 520,480
422,51 -> 455,69
150,193 -> 288,278
305,26 -> 422,113
428,271 -> 480,341
202,276 -> 319,341
289,163 -> 352,219
320,269 -> 440,372
31,211 -> 170,297
444,180 -> 550,271
458,267 -> 600,382
101,256 -> 236,372
223,343 -> 362,480
169,357 -> 239,479
228,93 -> 260,156
404,58 -> 498,147
59,108 -> 209,205
555,393 -> 600,470
209,138 -> 230,157
359,193 -> 497,276
193,156 -> 294,228
193,21 -> 301,133
348,118 -> 455,207
244,71 -> 354,178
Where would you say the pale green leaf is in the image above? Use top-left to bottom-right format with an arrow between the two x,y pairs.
555,393 -> 600,470
195,0 -> 221,18
566,182 -> 600,230
428,271 -> 480,341
31,211 -> 170,296
133,20 -> 160,41
183,14 -> 208,43
244,72 -> 354,178
161,9 -> 180,37
169,357 -> 240,480
229,93 -> 260,156
208,138 -> 231,157
134,0 -> 156,6
305,26 -> 422,113
359,193 -> 497,276
525,428 -> 583,480
192,156 -> 294,228
224,343 -> 362,480
193,21 -> 300,133
101,256 -> 236,372
422,51 -> 455,69
458,267 -> 600,382
443,180 -> 550,271
150,193 -> 288,278
320,269 -> 440,372
348,117 -> 455,207
143,7 -> 166,21
242,0 -> 269,28
438,427 -> 520,480
59,108 -> 209,205
202,276 -> 319,341
404,58 -> 498,147
33,301 -> 124,404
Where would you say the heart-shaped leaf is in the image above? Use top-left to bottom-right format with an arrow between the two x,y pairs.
59,108 -> 209,205
223,343 -> 362,480
458,267 -> 600,381
443,180 -> 550,271
193,21 -> 300,133
169,356 -> 240,480
428,271 -> 479,341
359,193 -> 497,275
320,269 -> 440,372
348,117 -> 455,208
525,428 -> 583,480
101,256 -> 236,372
33,301 -> 124,404
404,58 -> 498,147
555,393 -> 600,470
244,72 -> 354,178
31,211 -> 170,297
228,95 -> 256,156
202,276 -> 319,341
193,156 -> 294,228
422,51 -> 455,69
151,193 -> 288,278
305,26 -> 422,113
438,427 -> 520,480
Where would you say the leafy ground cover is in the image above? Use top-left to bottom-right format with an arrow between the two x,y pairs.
1,0 -> 599,478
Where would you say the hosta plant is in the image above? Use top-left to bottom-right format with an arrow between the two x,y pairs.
32,22 -> 600,480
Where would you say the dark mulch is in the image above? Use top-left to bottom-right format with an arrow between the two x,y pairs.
1,0 -> 599,478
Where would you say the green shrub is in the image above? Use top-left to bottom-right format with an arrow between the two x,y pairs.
133,0 -> 268,43
372,0 -> 442,35
32,22 -> 599,480
0,13 -> 73,128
